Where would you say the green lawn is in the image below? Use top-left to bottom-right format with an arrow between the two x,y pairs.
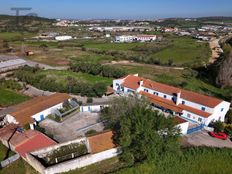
0,88 -> 30,107
39,70 -> 112,86
0,158 -> 38,174
152,36 -> 211,66
114,148 -> 232,174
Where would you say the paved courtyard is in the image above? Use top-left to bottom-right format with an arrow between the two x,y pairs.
39,112 -> 105,143
182,130 -> 232,148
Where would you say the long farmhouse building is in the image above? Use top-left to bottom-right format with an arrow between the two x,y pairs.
113,74 -> 231,126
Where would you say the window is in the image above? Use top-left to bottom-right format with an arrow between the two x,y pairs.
221,108 -> 224,112
164,95 -> 167,99
116,83 -> 119,86
201,107 -> 206,111
198,118 -> 202,122
144,89 -> 148,92
182,101 -> 185,105
153,92 -> 158,96
187,113 -> 191,118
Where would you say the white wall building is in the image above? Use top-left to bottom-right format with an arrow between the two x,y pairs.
115,35 -> 157,43
113,74 -> 231,126
55,36 -> 72,41
5,93 -> 71,129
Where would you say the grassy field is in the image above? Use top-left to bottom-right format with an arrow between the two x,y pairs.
114,148 -> 232,174
9,34 -> 210,67
0,88 -> 30,107
0,143 -> 15,161
152,36 -> 211,66
38,70 -> 112,86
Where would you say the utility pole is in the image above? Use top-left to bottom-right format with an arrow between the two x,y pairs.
11,7 -> 32,26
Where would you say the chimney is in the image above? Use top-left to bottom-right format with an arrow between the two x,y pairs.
139,80 -> 143,87
176,91 -> 181,105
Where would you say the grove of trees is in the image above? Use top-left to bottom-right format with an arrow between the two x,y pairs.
101,95 -> 181,166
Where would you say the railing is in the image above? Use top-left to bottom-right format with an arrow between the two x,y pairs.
187,124 -> 204,134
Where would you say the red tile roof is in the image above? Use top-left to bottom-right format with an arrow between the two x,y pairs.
121,75 -> 223,108
140,91 -> 183,113
88,131 -> 116,154
179,104 -> 211,118
15,132 -> 56,158
173,116 -> 188,125
0,125 -> 56,157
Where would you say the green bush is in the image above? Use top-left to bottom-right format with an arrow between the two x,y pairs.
87,97 -> 93,103
212,121 -> 224,133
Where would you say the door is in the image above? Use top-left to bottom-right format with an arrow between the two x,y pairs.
40,114 -> 45,121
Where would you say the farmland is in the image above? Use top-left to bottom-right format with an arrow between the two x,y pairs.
0,88 -> 29,107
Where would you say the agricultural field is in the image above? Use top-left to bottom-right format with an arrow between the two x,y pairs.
0,88 -> 29,107
6,33 -> 210,67
38,70 -> 112,86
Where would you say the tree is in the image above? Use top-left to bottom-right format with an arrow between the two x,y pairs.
225,109 -> 232,124
212,121 -> 224,133
101,96 -> 181,165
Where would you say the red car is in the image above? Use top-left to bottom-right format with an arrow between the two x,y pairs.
209,132 -> 228,140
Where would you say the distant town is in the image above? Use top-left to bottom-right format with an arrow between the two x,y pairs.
0,6 -> 232,174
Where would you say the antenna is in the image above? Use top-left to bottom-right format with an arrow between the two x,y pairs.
11,7 -> 32,25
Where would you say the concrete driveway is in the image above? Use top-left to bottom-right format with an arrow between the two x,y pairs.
39,112 -> 104,143
182,130 -> 232,148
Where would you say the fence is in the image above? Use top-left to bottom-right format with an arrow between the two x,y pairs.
0,153 -> 20,168
187,124 -> 204,134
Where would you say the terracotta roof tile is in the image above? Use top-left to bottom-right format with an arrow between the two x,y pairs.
179,104 -> 212,118
15,132 -> 56,158
140,91 -> 183,113
173,116 -> 188,125
122,75 -> 223,108
88,131 -> 116,154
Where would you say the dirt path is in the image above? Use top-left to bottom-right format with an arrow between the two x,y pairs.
104,60 -> 185,70
209,37 -> 223,64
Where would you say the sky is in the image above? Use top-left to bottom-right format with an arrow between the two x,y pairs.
0,0 -> 232,19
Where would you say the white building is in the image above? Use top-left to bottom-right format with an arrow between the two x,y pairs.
80,102 -> 109,113
55,36 -> 72,41
113,74 -> 231,126
115,35 -> 157,43
115,35 -> 134,43
5,93 -> 71,129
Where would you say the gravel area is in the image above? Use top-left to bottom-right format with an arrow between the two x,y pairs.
39,111 -> 104,143
182,130 -> 232,148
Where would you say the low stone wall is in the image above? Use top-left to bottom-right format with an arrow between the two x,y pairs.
0,153 -> 20,168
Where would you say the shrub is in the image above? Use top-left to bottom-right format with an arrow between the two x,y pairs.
212,121 -> 224,133
87,97 -> 93,103
85,129 -> 97,136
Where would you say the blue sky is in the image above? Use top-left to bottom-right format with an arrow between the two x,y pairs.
0,0 -> 232,19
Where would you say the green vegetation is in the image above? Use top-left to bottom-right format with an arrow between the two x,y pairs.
70,62 -> 126,78
39,143 -> 88,166
0,143 -> 15,161
14,66 -> 112,97
114,147 -> 232,174
101,96 -> 180,166
0,158 -> 38,174
151,36 -> 210,66
0,88 -> 29,107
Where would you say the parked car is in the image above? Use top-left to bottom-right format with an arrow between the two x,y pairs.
209,132 -> 228,140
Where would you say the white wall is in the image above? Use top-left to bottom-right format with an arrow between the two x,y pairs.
32,103 -> 63,122
176,122 -> 189,135
44,148 -> 120,174
181,110 -> 206,124
80,105 -> 108,113
205,101 -> 231,125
